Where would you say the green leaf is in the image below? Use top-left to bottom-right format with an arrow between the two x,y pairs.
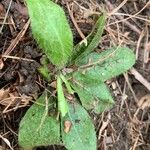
26,0 -> 73,68
60,74 -> 74,94
70,15 -> 105,64
18,92 -> 61,149
38,55 -> 51,81
57,75 -> 68,117
61,102 -> 96,150
38,66 -> 51,81
73,47 -> 136,83
72,82 -> 114,113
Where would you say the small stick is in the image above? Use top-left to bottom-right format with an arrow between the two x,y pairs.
108,0 -> 128,16
0,134 -> 14,150
143,27 -> 150,64
3,20 -> 30,58
130,68 -> 150,91
105,0 -> 141,34
2,55 -> 35,62
124,73 -> 138,103
136,30 -> 144,60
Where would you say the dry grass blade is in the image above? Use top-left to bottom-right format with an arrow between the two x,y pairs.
0,134 -> 14,150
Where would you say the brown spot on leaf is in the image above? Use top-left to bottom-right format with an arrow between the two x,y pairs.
64,120 -> 72,133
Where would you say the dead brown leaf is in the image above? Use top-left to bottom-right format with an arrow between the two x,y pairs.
0,88 -> 16,106
138,94 -> 150,109
49,81 -> 57,88
0,88 -> 9,102
0,88 -> 31,108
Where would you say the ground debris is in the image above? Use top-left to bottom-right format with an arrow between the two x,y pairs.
0,0 -> 150,150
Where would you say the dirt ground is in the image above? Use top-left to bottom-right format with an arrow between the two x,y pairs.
0,0 -> 150,150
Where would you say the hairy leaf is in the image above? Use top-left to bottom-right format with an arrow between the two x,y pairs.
38,55 -> 50,81
26,0 -> 73,68
38,66 -> 51,81
61,102 -> 96,150
70,15 -> 105,64
73,47 -> 136,83
57,75 -> 68,117
60,74 -> 74,94
18,92 -> 60,149
72,82 -> 114,113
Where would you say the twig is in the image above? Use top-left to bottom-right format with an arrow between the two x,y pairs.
66,1 -> 87,45
110,13 -> 150,24
136,30 -> 144,60
0,134 -> 14,150
124,73 -> 138,103
107,1 -> 150,26
105,0 -> 141,34
98,113 -> 111,140
130,68 -> 150,91
108,0 -> 128,16
2,55 -> 35,62
144,26 -> 150,64
3,20 -> 30,58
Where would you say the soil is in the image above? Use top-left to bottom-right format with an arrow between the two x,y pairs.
0,0 -> 150,150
